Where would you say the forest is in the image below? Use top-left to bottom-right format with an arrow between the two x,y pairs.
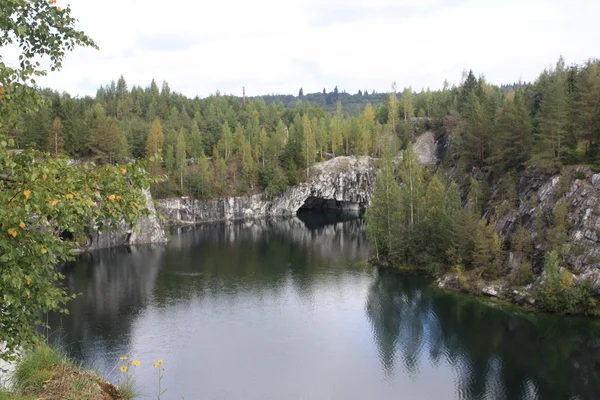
11,56 -> 599,207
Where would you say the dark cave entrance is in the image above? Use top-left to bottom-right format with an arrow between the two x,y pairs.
297,197 -> 363,212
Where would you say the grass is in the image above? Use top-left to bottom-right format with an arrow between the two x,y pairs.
4,344 -> 130,400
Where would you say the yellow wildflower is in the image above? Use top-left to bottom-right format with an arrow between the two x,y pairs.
121,168 -> 127,175
119,356 -> 128,361
19,221 -> 25,229
120,366 -> 127,372
42,173 -> 47,180
23,190 -> 31,199
41,247 -> 47,255
49,0 -> 56,4
154,362 -> 160,368
133,360 -> 140,367
49,199 -> 58,206
8,228 -> 17,238
157,359 -> 163,365
108,194 -> 116,201
57,6 -> 62,11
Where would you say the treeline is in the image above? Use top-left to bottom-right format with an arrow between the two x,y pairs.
250,86 -> 389,113
10,57 -> 600,200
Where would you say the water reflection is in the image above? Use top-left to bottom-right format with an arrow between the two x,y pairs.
47,213 -> 600,400
366,267 -> 600,399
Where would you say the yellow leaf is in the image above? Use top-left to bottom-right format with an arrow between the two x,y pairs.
41,247 -> 47,254
49,199 -> 58,206
23,190 -> 31,199
19,221 -> 25,229
65,193 -> 74,199
8,228 -> 17,238
121,168 -> 127,175
116,195 -> 121,201
42,173 -> 47,180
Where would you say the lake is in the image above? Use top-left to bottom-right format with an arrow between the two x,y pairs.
49,212 -> 600,400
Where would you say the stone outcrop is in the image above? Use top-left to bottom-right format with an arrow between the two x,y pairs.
157,156 -> 378,224
85,189 -> 168,251
470,166 -> 600,295
413,131 -> 438,165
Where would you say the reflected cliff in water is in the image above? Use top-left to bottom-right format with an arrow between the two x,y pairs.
366,268 -> 600,399
49,244 -> 166,360
48,212 -> 600,399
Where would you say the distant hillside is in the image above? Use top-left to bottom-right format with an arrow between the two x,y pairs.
248,87 -> 389,114
247,83 -> 528,114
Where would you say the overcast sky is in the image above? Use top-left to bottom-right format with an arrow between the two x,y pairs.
13,0 -> 600,98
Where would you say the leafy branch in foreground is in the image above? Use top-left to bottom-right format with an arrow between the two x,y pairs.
0,0 -> 154,363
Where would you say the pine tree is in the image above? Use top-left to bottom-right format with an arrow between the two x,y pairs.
400,87 -> 415,120
579,60 -> 600,161
241,140 -> 258,188
422,175 -> 448,265
535,58 -> 568,167
146,119 -> 164,176
47,116 -> 64,157
189,123 -> 204,159
219,124 -> 233,160
301,114 -> 316,178
360,103 -> 375,155
490,89 -> 533,171
175,129 -> 187,193
388,82 -> 398,134
398,142 -> 425,263
365,131 -> 402,262
330,102 -> 344,156
87,117 -> 127,164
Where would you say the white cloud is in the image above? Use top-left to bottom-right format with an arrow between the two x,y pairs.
25,0 -> 600,97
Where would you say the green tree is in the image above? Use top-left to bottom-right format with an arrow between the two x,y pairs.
241,140 -> 258,188
175,129 -> 187,193
400,87 -> 415,121
365,132 -> 402,262
87,117 -> 127,164
0,1 -> 151,363
301,114 -> 316,178
490,89 -> 533,171
47,116 -> 64,157
535,58 -> 568,167
146,119 -> 164,176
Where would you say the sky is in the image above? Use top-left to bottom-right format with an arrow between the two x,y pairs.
7,0 -> 600,98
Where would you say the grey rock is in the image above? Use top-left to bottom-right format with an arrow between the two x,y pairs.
482,286 -> 501,298
85,189 -> 168,250
158,156 -> 378,224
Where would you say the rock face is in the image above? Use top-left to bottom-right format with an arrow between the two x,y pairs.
489,167 -> 600,293
157,156 -> 378,224
413,131 -> 438,165
85,189 -> 168,250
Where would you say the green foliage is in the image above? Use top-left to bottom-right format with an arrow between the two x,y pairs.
0,0 -> 153,363
364,131 -> 402,262
509,261 -> 534,286
537,251 -> 598,315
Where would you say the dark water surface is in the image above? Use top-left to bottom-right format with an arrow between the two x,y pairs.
50,212 -> 600,400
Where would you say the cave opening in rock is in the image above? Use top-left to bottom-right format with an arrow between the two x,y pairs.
297,197 -> 364,212
296,197 -> 363,228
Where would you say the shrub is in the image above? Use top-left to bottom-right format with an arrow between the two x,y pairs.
574,171 -> 587,180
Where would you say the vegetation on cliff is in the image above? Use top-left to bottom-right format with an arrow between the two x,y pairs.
365,59 -> 600,315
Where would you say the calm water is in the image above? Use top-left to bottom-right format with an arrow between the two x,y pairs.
49,212 -> 600,400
